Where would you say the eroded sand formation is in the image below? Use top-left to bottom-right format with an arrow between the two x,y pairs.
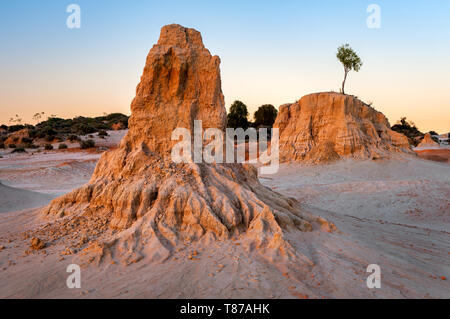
274,92 -> 414,163
41,24 -> 333,265
417,133 -> 439,149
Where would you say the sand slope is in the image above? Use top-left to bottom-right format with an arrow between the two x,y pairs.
0,155 -> 449,298
0,183 -> 54,213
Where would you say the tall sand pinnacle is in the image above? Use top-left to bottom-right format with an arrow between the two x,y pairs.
42,24 -> 332,264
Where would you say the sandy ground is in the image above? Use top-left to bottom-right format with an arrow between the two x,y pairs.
0,184 -> 53,213
0,142 -> 449,298
414,148 -> 450,163
0,130 -> 127,195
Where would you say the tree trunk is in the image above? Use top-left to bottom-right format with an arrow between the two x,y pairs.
342,70 -> 348,95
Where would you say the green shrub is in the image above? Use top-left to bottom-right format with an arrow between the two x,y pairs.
8,125 -> 25,133
21,137 -> 33,144
98,130 -> 108,137
28,129 -> 37,139
46,135 -> 56,142
24,143 -> 39,149
0,143 -> 4,149
74,123 -> 97,135
9,144 -> 17,149
58,143 -> 68,150
44,143 -> 54,150
79,139 -> 95,149
35,131 -> 46,139
68,134 -> 80,142
11,147 -> 26,153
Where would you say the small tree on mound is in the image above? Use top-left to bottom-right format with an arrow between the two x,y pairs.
254,104 -> 278,128
227,100 -> 249,129
337,44 -> 362,95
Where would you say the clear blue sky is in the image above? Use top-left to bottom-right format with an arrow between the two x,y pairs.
1,0 -> 449,132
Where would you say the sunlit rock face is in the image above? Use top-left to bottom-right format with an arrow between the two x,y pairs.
274,92 -> 413,163
42,24 -> 332,265
417,133 -> 439,148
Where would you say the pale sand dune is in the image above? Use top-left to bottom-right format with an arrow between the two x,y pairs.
0,183 -> 54,213
260,155 -> 450,232
0,130 -> 127,195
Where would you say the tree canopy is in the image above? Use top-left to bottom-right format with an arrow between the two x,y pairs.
253,104 -> 278,127
336,44 -> 362,94
227,100 -> 249,129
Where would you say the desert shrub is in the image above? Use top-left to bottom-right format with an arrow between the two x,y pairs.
28,129 -> 37,139
7,125 -> 25,133
103,113 -> 129,129
79,139 -> 95,149
0,143 -> 4,149
98,130 -> 108,137
40,127 -> 56,136
391,117 -> 423,146
44,143 -> 54,150
9,144 -> 17,149
35,131 -> 46,139
45,134 -> 56,142
11,147 -> 26,153
58,143 -> 68,150
21,137 -> 33,144
68,134 -> 80,142
74,123 -> 97,135
24,143 -> 39,149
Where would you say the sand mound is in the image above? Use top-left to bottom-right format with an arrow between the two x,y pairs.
0,183 -> 54,213
417,133 -> 439,149
4,129 -> 30,147
41,24 -> 332,265
274,93 -> 414,163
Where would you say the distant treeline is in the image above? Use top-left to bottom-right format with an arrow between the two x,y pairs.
1,113 -> 129,138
